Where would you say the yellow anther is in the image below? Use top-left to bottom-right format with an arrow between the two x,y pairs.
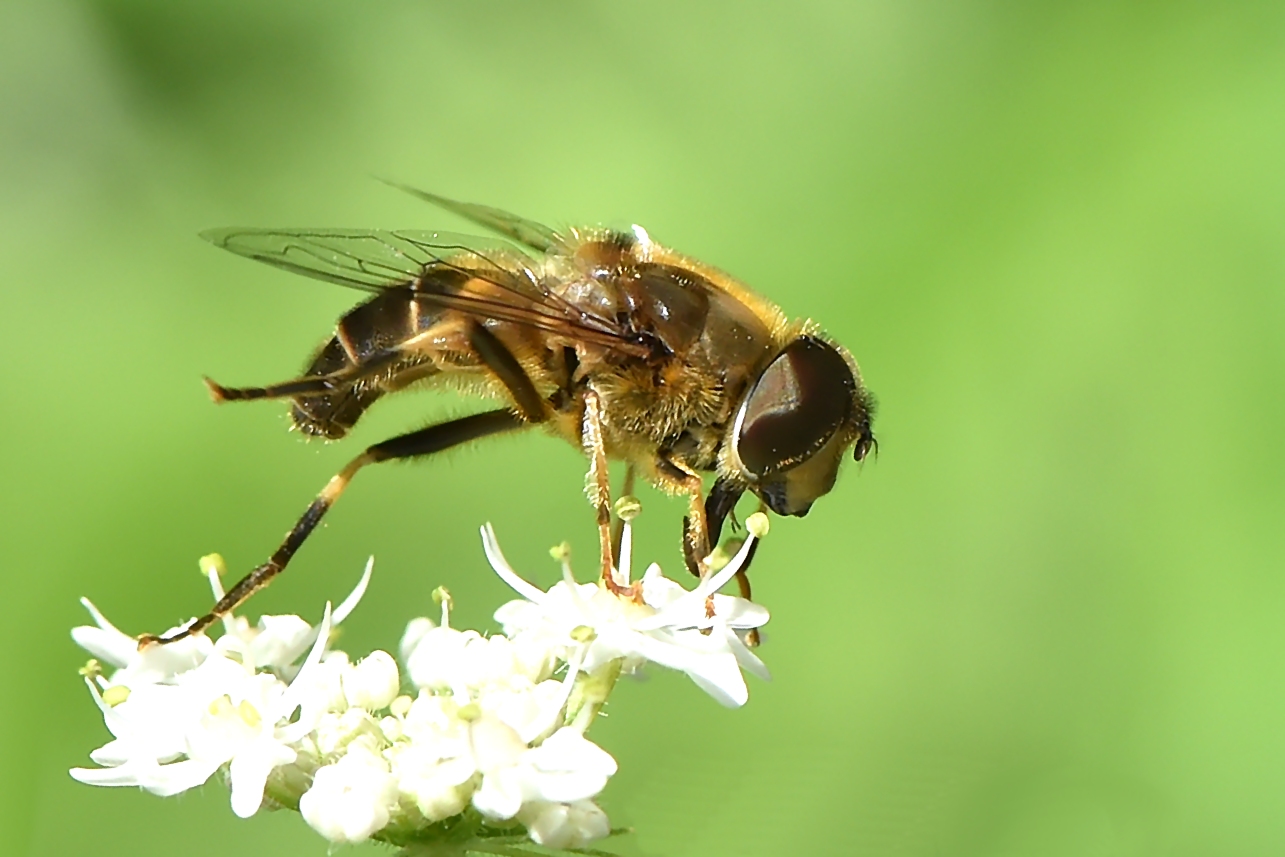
613,495 -> 642,522
102,685 -> 130,707
746,512 -> 770,539
79,659 -> 102,680
549,541 -> 571,562
570,624 -> 597,643
456,703 -> 481,722
198,553 -> 227,578
238,700 -> 262,729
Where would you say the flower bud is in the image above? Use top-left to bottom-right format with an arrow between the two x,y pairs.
342,651 -> 400,710
519,799 -> 611,850
299,746 -> 397,844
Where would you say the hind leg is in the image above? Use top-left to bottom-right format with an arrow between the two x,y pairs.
139,410 -> 525,646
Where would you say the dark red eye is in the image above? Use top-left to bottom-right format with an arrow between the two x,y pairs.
736,337 -> 855,476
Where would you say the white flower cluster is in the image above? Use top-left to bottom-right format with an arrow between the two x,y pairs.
71,519 -> 770,852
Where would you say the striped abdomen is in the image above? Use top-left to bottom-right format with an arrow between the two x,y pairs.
290,285 -> 439,439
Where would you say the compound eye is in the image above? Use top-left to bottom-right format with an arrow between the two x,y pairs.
736,337 -> 855,477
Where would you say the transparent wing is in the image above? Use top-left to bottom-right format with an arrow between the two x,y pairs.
200,227 -> 644,355
200,227 -> 536,293
380,182 -> 565,254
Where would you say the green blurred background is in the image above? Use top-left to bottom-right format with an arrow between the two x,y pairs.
3,1 -> 1283,854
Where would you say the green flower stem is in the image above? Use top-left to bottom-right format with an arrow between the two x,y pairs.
566,658 -> 624,732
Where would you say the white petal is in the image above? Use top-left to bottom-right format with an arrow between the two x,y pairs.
519,730 -> 616,804
390,742 -> 476,821
247,614 -> 312,668
405,626 -> 481,692
637,568 -> 687,610
493,599 -> 544,635
722,623 -> 771,681
72,625 -> 137,671
78,596 -> 125,636
682,652 -> 749,708
333,556 -> 374,625
84,678 -> 198,765
73,600 -> 212,682
528,728 -> 618,778
520,799 -> 611,850
469,716 -> 529,773
300,758 -> 396,843
473,765 -> 525,820
617,630 -> 717,674
69,763 -> 154,788
481,524 -> 546,603
278,602 -> 333,717
528,770 -> 610,804
70,757 -> 220,796
73,598 -> 136,667
256,560 -> 372,668
228,744 -> 292,818
342,650 -> 400,710
712,595 -> 771,630
145,758 -> 225,796
437,755 -> 480,788
641,534 -> 759,630
399,617 -> 435,664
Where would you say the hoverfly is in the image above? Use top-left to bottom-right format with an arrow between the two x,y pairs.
142,186 -> 875,646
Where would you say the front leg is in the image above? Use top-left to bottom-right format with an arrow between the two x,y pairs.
703,476 -> 762,601
656,456 -> 712,580
581,390 -> 623,592
697,477 -> 764,645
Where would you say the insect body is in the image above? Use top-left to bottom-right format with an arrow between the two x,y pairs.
143,188 -> 875,646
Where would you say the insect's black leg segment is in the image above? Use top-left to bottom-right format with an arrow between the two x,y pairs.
701,476 -> 760,610
705,478 -> 745,548
680,517 -> 701,579
735,541 -> 761,600
466,323 -> 547,423
657,456 -> 710,579
693,479 -> 763,644
205,374 -> 338,403
680,474 -> 760,641
205,349 -> 406,403
695,477 -> 758,613
735,538 -> 763,647
140,409 -> 524,648
364,409 -> 524,460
